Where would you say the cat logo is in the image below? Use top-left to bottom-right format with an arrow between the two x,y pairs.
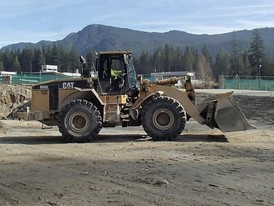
63,82 -> 74,89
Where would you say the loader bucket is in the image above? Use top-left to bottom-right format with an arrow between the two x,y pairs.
201,92 -> 255,132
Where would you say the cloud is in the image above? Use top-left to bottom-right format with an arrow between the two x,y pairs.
0,0 -> 80,19
1,0 -> 274,48
236,19 -> 274,29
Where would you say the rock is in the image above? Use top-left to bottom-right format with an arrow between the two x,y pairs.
153,179 -> 169,187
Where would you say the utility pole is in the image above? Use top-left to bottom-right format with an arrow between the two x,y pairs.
258,64 -> 262,90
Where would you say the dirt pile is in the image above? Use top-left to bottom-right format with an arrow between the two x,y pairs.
0,84 -> 31,119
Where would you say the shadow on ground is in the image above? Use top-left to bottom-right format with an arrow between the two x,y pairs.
0,133 -> 228,145
0,135 -> 64,144
176,134 -> 228,142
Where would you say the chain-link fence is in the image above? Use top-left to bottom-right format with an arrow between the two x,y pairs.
220,75 -> 274,91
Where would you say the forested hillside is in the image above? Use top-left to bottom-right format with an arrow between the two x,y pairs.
0,24 -> 274,80
2,24 -> 274,57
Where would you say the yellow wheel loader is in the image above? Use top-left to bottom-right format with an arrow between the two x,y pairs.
18,51 -> 253,143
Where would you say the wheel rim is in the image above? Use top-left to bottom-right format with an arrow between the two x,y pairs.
68,111 -> 90,133
152,108 -> 174,130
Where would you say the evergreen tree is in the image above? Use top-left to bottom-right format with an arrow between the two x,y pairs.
20,47 -> 34,72
2,49 -> 15,71
13,56 -> 21,73
169,46 -> 176,72
51,44 -> 59,66
173,47 -> 183,71
38,48 -> 46,67
138,51 -> 151,74
229,36 -> 243,75
152,46 -> 164,72
85,50 -> 96,69
56,45 -> 67,71
261,56 -> 273,76
242,52 -> 252,76
0,61 -> 4,71
193,49 -> 199,73
182,46 -> 195,71
248,29 -> 265,76
68,45 -> 79,72
163,44 -> 172,72
32,48 -> 41,72
42,44 -> 53,64
213,49 -> 230,77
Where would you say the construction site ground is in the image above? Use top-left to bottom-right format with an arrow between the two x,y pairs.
0,85 -> 274,206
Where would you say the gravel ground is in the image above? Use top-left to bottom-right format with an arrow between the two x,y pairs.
0,90 -> 273,206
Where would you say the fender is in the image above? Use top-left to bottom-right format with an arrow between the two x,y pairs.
61,88 -> 104,109
129,91 -> 163,120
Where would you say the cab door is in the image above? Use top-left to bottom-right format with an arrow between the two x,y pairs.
98,54 -> 127,95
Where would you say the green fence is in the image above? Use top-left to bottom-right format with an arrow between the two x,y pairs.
221,76 -> 274,91
2,73 -> 274,91
0,73 -> 80,85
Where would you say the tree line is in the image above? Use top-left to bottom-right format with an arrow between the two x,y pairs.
0,29 -> 273,81
135,29 -> 274,81
0,44 -> 82,73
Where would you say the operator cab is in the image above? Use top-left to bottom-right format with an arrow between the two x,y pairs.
96,51 -> 138,95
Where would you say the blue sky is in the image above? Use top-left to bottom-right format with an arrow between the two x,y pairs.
0,0 -> 274,48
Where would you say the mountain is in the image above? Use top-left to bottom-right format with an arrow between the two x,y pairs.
2,24 -> 274,58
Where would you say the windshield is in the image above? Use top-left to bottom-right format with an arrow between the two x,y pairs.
127,56 -> 138,88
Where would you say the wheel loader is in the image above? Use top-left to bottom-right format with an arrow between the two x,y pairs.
18,51 -> 253,142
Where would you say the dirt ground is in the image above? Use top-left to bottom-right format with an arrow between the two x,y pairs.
0,87 -> 274,206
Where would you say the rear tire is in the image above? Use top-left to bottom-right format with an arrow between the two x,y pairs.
141,96 -> 186,141
58,99 -> 102,143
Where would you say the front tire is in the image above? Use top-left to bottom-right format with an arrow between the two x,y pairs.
58,99 -> 102,143
141,96 -> 186,141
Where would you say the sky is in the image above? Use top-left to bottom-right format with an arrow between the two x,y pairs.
0,0 -> 274,48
